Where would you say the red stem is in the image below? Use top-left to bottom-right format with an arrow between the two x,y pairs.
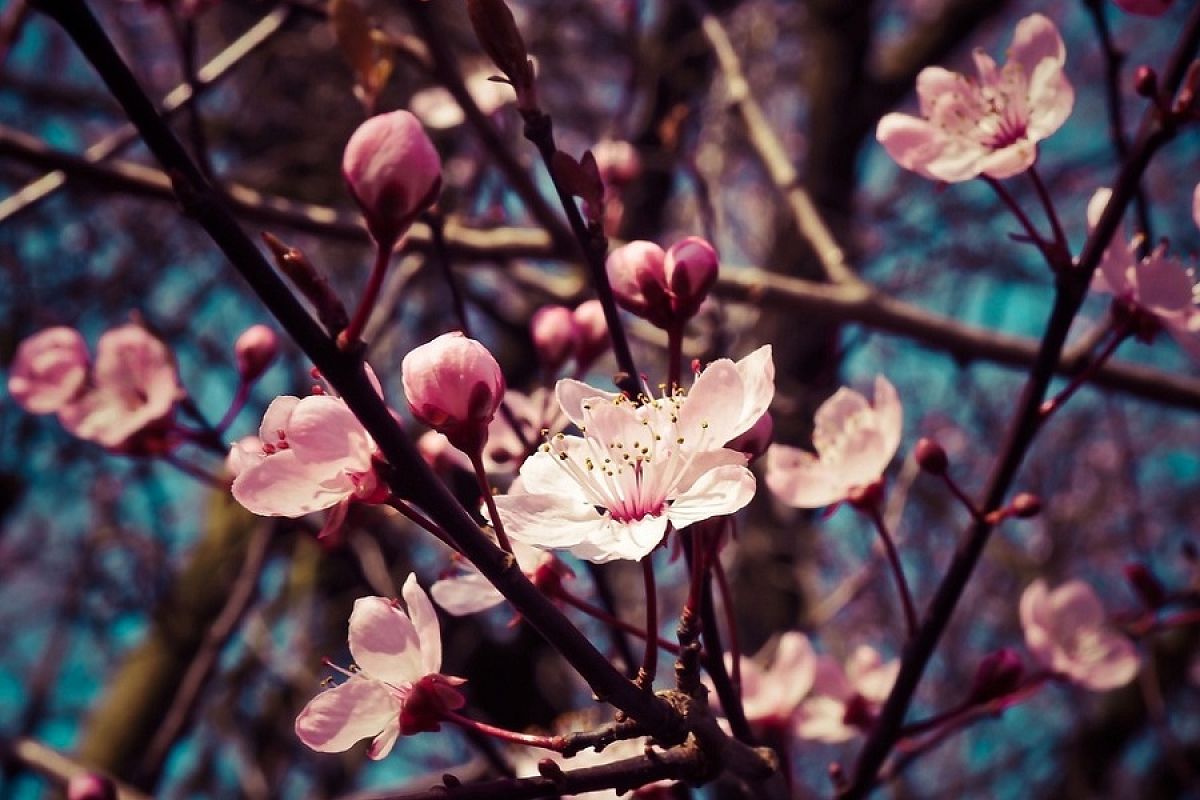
340,240 -> 393,348
553,587 -> 680,655
710,530 -> 742,692
1040,323 -> 1131,419
866,506 -> 919,640
470,451 -> 513,553
444,709 -> 566,752
636,556 -> 659,690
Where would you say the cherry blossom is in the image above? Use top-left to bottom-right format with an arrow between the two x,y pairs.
402,332 -> 506,452
794,646 -> 900,743
716,631 -> 816,734
493,347 -> 774,563
1087,188 -> 1200,360
295,575 -> 465,758
1019,579 -> 1139,691
231,383 -> 384,520
431,539 -> 569,616
531,305 -> 580,372
233,324 -> 279,382
606,237 -> 720,329
343,110 -> 442,245
765,376 -> 902,509
876,13 -> 1073,182
8,326 -> 90,415
57,324 -> 184,452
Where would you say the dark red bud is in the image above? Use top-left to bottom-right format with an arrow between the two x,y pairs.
914,437 -> 948,475
1134,65 -> 1158,98
1010,493 -> 1041,518
67,774 -> 117,800
846,479 -> 885,512
967,648 -> 1024,705
1123,562 -> 1167,610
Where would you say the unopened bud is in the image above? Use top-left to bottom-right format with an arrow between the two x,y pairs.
663,237 -> 719,322
841,693 -> 875,730
343,111 -> 442,246
402,332 -> 505,453
1010,492 -> 1041,518
572,299 -> 609,368
262,233 -> 349,335
234,324 -> 279,382
1123,562 -> 1167,610
467,0 -> 536,107
592,139 -> 641,186
67,773 -> 116,800
530,305 -> 578,371
1134,65 -> 1158,98
914,437 -> 948,475
967,648 -> 1024,705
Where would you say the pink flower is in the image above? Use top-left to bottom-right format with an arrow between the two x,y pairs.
1088,188 -> 1200,360
234,324 -> 279,382
794,646 -> 899,743
1114,0 -> 1173,15
876,13 -> 1073,182
493,347 -> 773,563
719,632 -> 816,734
8,326 -> 89,414
606,237 -> 720,329
1020,579 -> 1139,691
231,390 -> 382,519
66,774 -> 116,800
531,305 -> 579,372
343,110 -> 442,245
402,332 -> 506,452
765,376 -> 902,509
295,575 -> 466,758
431,539 -> 569,615
57,324 -> 183,452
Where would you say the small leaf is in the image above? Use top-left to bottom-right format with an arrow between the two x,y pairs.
330,0 -> 377,88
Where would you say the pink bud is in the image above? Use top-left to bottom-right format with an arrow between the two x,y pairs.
343,111 -> 442,246
591,139 -> 641,186
530,305 -> 578,371
663,237 -> 719,322
402,332 -> 505,452
726,411 -> 773,463
67,773 -> 116,800
8,326 -> 90,415
572,299 -> 609,368
234,324 -> 279,382
606,240 -> 669,325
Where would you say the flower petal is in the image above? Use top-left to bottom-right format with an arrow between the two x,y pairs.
232,449 -> 347,516
494,492 -> 603,549
295,676 -> 398,753
348,596 -> 424,685
667,464 -> 755,527
402,574 -> 442,676
765,445 -> 848,509
431,571 -> 505,616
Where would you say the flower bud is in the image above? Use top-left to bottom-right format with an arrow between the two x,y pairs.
592,139 -> 641,186
914,437 -> 948,475
1123,562 -> 1167,610
606,240 -> 669,325
530,305 -> 578,371
967,648 -> 1024,705
67,773 -> 117,800
664,237 -> 719,322
234,324 -> 279,382
1010,492 -> 1041,518
572,299 -> 609,368
402,332 -> 505,452
726,411 -> 774,463
8,326 -> 90,415
343,111 -> 442,246
1134,65 -> 1159,97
